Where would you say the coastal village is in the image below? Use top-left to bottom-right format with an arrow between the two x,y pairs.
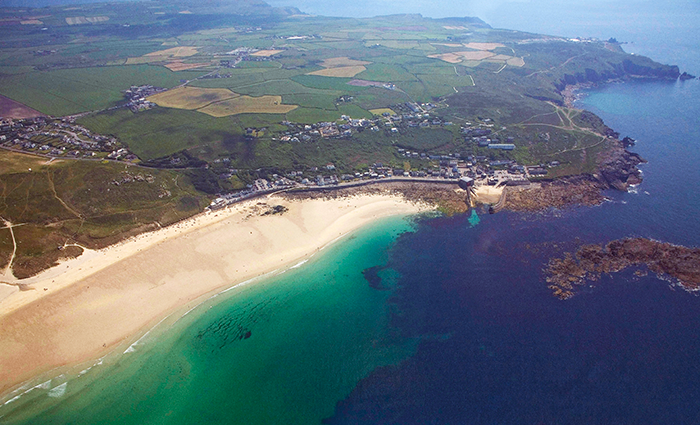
0,96 -> 562,213
0,116 -> 132,160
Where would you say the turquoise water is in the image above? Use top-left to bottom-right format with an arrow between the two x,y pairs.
3,3 -> 700,422
467,209 -> 480,227
322,77 -> 700,424
0,216 -> 419,424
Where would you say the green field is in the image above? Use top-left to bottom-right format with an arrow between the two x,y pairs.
0,0 -> 683,279
78,107 -> 244,160
0,65 -> 205,116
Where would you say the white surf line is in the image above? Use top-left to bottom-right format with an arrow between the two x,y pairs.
290,259 -> 308,269
171,226 -> 358,330
123,314 -> 173,354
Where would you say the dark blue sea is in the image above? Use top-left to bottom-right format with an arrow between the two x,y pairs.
326,76 -> 700,422
323,14 -> 700,421
2,3 -> 699,424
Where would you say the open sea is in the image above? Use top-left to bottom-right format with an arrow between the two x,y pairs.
2,4 -> 700,424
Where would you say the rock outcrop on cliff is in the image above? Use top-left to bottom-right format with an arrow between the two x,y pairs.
595,147 -> 645,190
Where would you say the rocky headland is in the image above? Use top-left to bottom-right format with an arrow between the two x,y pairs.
504,137 -> 644,212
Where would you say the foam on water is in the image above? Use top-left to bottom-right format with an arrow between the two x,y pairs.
291,259 -> 308,269
47,383 -> 67,399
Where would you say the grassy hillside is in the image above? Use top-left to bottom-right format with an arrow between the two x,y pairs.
0,151 -> 208,278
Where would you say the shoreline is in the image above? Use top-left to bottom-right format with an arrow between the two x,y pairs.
0,193 -> 429,396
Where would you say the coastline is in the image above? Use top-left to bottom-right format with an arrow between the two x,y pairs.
0,193 -> 429,396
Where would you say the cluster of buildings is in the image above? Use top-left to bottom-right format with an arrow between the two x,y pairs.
267,34 -> 320,41
381,113 -> 453,133
209,176 -> 295,210
0,117 -> 132,160
461,121 -> 515,150
208,152 -> 553,212
123,85 -> 163,113
273,103 -> 452,143
277,117 -> 375,141
223,47 -> 284,64
200,72 -> 232,79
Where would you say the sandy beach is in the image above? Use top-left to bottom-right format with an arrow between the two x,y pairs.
0,193 -> 428,395
473,184 -> 504,204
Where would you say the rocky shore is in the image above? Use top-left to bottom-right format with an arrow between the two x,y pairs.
504,176 -> 607,212
545,238 -> 700,300
504,137 -> 644,212
281,143 -> 644,215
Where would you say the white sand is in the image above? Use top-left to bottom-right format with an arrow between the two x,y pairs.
0,194 -> 427,394
474,184 -> 504,204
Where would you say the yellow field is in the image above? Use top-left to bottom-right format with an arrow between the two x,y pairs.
429,51 -> 496,63
364,40 -> 420,49
148,87 -> 238,110
65,16 -> 109,25
198,96 -> 298,117
463,42 -> 505,51
308,66 -> 366,78
127,46 -> 200,65
428,46 -> 524,67
507,57 -> 526,67
164,61 -> 210,71
20,19 -> 42,25
250,50 -> 284,57
369,108 -> 396,116
146,46 -> 199,58
456,51 -> 497,60
319,57 -> 371,68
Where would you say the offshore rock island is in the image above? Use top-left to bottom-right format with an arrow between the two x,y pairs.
0,0 -> 695,402
546,238 -> 700,299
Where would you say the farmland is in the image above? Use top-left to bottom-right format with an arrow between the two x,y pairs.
147,87 -> 298,117
148,87 -> 239,110
0,0 -> 683,275
199,95 -> 298,117
77,108 -> 245,160
308,66 -> 367,78
0,66 -> 205,116
0,95 -> 43,119
0,5 -> 678,173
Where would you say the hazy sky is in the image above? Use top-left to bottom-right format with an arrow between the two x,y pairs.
266,0 -> 699,72
266,0 -> 698,37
